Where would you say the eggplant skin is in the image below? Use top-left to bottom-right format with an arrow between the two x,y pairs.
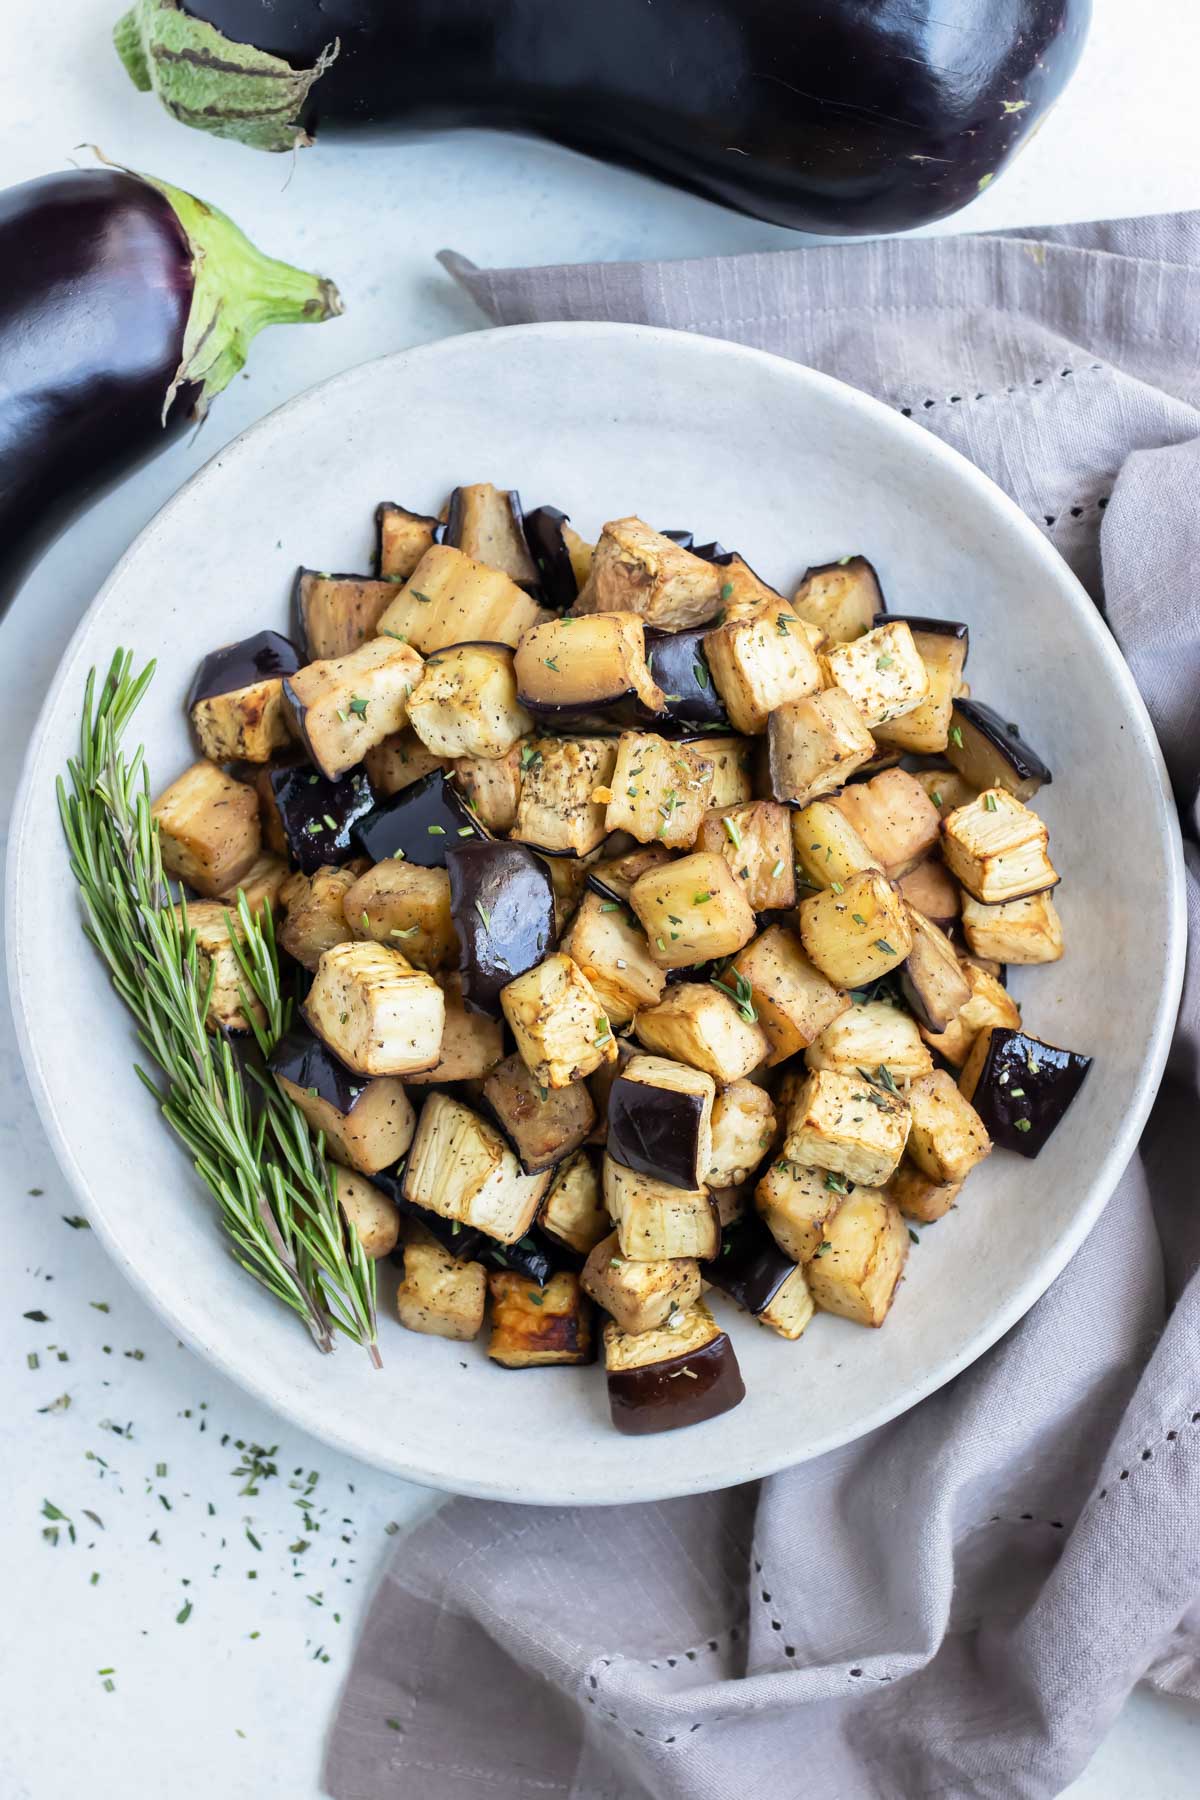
138,1 -> 1089,235
0,170 -> 195,605
607,1333 -> 745,1435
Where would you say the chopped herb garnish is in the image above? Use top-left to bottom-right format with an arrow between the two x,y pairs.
908,1228 -> 920,1245
348,696 -> 369,719
23,1310 -> 49,1323
949,724 -> 964,748
410,590 -> 432,604
852,912 -> 867,926
875,653 -> 894,671
771,860 -> 784,880
693,892 -> 711,905
527,1291 -> 545,1306
776,613 -> 791,635
474,901 -> 491,931
874,938 -> 896,956
1013,1118 -> 1033,1133
693,661 -> 710,689
720,582 -> 734,600
722,817 -> 742,850
823,1172 -> 848,1194
831,880 -> 844,895
176,1600 -> 193,1624
710,968 -> 757,1025
600,901 -> 622,913
543,657 -> 559,672
388,924 -> 420,938
983,792 -> 998,812
426,824 -> 446,835
62,1215 -> 90,1229
931,789 -> 943,808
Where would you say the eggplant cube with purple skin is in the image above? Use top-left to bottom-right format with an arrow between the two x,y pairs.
153,760 -> 262,898
958,1026 -> 1092,1158
628,851 -> 757,969
899,906 -> 972,1034
404,1092 -> 551,1244
501,953 -> 618,1090
514,611 -> 666,728
732,925 -> 850,1065
376,502 -> 442,581
538,1151 -> 610,1258
283,636 -> 424,782
487,1271 -> 594,1368
345,860 -> 457,972
960,889 -> 1064,965
376,543 -> 546,653
278,865 -> 358,972
294,571 -> 399,662
607,1054 -> 716,1191
303,940 -> 445,1076
578,516 -> 723,630
259,760 -> 375,875
269,1022 -> 415,1177
692,735 -> 755,808
603,1304 -> 745,1436
797,867 -> 913,989
450,744 -> 522,833
394,1228 -> 488,1342
447,839 -> 556,1019
218,852 -> 290,919
603,1156 -> 721,1262
873,616 -> 969,756
903,1070 -> 991,1185
806,1187 -> 909,1328
363,728 -> 447,798
405,641 -> 533,761
403,973 -> 505,1085
941,788 -> 1059,905
694,800 -> 796,912
833,767 -> 941,879
603,732 -> 713,848
755,1158 -> 845,1264
705,1221 -> 815,1341
445,482 -> 540,585
791,558 -> 885,645
768,686 -> 877,807
481,1053 -> 596,1175
819,620 -> 929,730
581,1229 -> 702,1336
187,630 -> 300,764
633,983 -> 769,1085
919,960 -> 1020,1067
945,699 -> 1052,802
702,598 -> 823,734
511,735 -> 618,857
784,1068 -> 910,1188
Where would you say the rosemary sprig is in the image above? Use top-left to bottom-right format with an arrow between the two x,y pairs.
57,651 -> 379,1364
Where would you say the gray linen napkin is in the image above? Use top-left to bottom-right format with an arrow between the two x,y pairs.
326,216 -> 1200,1800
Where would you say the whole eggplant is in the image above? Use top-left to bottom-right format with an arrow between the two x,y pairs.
115,0 -> 1090,233
0,166 -> 341,608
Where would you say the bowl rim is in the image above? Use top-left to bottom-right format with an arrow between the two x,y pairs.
7,320 -> 1187,1503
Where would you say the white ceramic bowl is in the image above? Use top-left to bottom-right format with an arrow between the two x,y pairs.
7,323 -> 1185,1504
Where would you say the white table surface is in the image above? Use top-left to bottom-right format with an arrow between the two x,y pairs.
2,2 -> 1199,1795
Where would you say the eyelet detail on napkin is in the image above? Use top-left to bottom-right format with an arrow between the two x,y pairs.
897,363 -> 1105,419
1095,1409 -> 1199,1499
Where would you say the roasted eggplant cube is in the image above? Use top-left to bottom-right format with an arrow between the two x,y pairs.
886,1160 -> 963,1225
629,852 -> 757,970
731,926 -> 849,1065
560,891 -> 666,1028
904,1070 -> 991,1184
806,1188 -> 909,1328
634,983 -> 769,1084
219,852 -> 291,919
404,973 -> 504,1085
958,1027 -> 1091,1157
283,636 -> 424,782
451,744 -> 523,833
604,1304 -> 744,1435
784,1068 -> 910,1188
406,641 -> 533,761
487,1271 -> 593,1368
942,788 -> 1058,905
515,612 -> 665,729
344,860 -> 457,973
913,768 -> 980,819
768,688 -> 876,807
538,1151 -> 609,1257
805,1001 -> 934,1086
791,800 -> 877,892
820,621 -> 929,730
603,733 -> 712,849
946,700 -> 1052,801
686,734 -> 754,808
899,907 -> 972,1034
363,729 -> 446,797
797,868 -> 913,989
187,630 -> 300,764
375,501 -> 442,580
351,769 -> 486,867
791,557 -> 884,644
920,960 -> 1020,1067
897,856 -> 961,934
582,1230 -> 701,1336
604,1157 -> 720,1262
303,940 -> 445,1076
175,901 -> 264,1035
544,852 -> 593,937
833,768 -> 941,879
607,1054 -> 715,1191
376,543 -> 545,653
278,865 -> 359,971
269,1023 -> 414,1175
444,482 -> 539,586
152,762 -> 261,898
705,1219 -> 814,1340
446,839 -> 556,1019
707,1081 -> 776,1186
578,516 -> 722,630
293,570 -> 398,661
394,1232 -> 487,1341
262,761 -> 375,875
703,600 -> 822,736
501,952 -> 618,1089
586,843 -> 674,907
873,616 -> 968,756
404,1092 -> 550,1243
645,626 -> 729,732
335,1167 -> 402,1260
523,504 -> 583,610
755,1158 -> 844,1264
960,890 -> 1064,965
712,554 -> 785,621
511,736 -> 618,857
694,801 -> 795,912
481,1053 -> 596,1173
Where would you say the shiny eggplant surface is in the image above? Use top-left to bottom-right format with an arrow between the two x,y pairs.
948,699 -> 1053,799
186,630 -> 301,707
522,506 -> 577,611
645,627 -> 730,733
268,761 -> 376,874
966,1028 -> 1091,1157
607,1072 -> 709,1191
374,1169 -> 488,1262
117,1 -> 1090,235
704,1219 -> 796,1315
446,840 -> 556,1018
268,1020 -> 368,1112
351,770 -> 487,866
607,1325 -> 745,1436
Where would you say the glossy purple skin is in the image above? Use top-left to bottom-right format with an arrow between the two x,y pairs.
351,770 -> 488,866
969,1027 -> 1091,1157
270,761 -> 376,873
0,169 -> 196,605
186,0 -> 1090,235
873,612 -> 968,653
645,627 -> 729,733
607,1075 -> 707,1191
952,698 -> 1054,788
268,1020 -> 368,1114
186,629 -> 302,708
374,1169 -> 488,1262
445,840 -> 555,1018
608,1331 -> 745,1435
522,506 -> 577,610
704,1218 -> 797,1314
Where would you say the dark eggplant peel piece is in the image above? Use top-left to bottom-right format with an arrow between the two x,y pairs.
523,505 -> 580,611
262,760 -> 375,875
792,557 -> 885,643
186,628 -> 301,764
269,1020 -> 414,1175
704,1218 -> 814,1339
607,1054 -> 715,1191
445,839 -> 556,1018
959,1026 -> 1091,1157
604,1304 -> 745,1436
352,768 -> 489,867
947,699 -> 1052,801
645,626 -> 731,733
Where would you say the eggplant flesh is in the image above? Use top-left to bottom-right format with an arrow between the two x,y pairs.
444,483 -> 540,588
607,1076 -> 709,1192
268,761 -> 376,874
966,1028 -> 1091,1157
445,839 -> 556,1018
352,769 -> 488,866
703,1218 -> 797,1316
186,629 -> 301,707
481,1053 -> 595,1173
948,699 -> 1053,800
645,627 -> 730,732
